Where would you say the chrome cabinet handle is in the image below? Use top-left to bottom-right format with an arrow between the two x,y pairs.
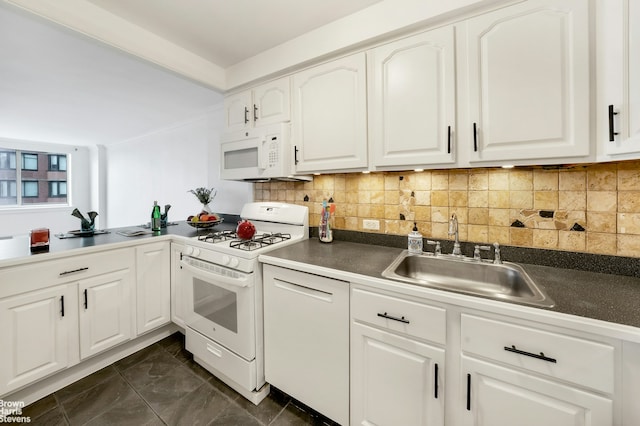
244,106 -> 249,124
377,312 -> 410,324
254,104 -> 258,122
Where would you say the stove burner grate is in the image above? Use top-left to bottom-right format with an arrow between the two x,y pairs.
198,230 -> 237,244
230,233 -> 292,251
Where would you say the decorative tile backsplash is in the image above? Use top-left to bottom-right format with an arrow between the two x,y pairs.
254,160 -> 640,258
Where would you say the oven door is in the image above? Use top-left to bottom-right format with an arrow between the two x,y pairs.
181,257 -> 256,361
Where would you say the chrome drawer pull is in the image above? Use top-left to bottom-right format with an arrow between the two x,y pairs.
377,312 -> 410,324
504,345 -> 557,363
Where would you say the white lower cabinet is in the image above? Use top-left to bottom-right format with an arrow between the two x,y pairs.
461,356 -> 613,426
135,241 -> 171,334
170,242 -> 185,328
263,265 -> 349,425
78,268 -> 134,359
351,322 -> 445,426
0,283 -> 77,395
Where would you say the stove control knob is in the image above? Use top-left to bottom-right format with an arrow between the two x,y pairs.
229,257 -> 239,268
183,246 -> 194,256
221,255 -> 230,265
192,247 -> 201,257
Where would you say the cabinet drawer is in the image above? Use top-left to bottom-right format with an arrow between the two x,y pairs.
351,287 -> 446,345
0,248 -> 134,297
185,328 -> 256,391
461,314 -> 615,393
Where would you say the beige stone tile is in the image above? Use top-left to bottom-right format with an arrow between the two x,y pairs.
417,221 -> 432,237
345,216 -> 359,231
384,190 -> 399,205
414,206 -> 431,222
559,170 -> 586,191
510,191 -> 533,209
558,230 -> 586,252
586,191 -> 617,212
399,175 -> 412,190
469,191 -> 488,208
449,172 -> 469,190
370,204 -> 385,219
431,191 -> 449,207
345,174 -> 359,191
450,191 -> 468,207
432,173 -> 449,190
357,204 -> 371,218
617,234 -> 640,256
533,229 -> 558,249
413,172 -> 432,190
456,223 -> 468,242
510,227 -> 533,247
618,213 -> 640,234
618,163 -> 640,190
358,191 -> 371,204
488,209 -> 511,226
385,205 -> 400,220
467,225 -> 489,243
431,207 -> 449,223
587,167 -> 617,191
587,212 -> 616,233
534,191 -> 558,210
431,222 -> 449,239
558,191 -> 586,211
368,173 -> 385,191
587,233 -> 617,255
509,170 -> 533,191
385,220 -> 399,235
533,170 -> 558,191
488,226 -> 510,245
414,190 -> 431,206
384,174 -> 400,190
309,213 -> 320,227
333,216 -> 345,229
618,191 -> 640,213
469,171 -> 489,191
344,204 -> 358,217
370,190 -> 385,205
488,170 -> 509,190
286,189 -> 296,202
334,175 -> 346,191
469,208 -> 489,225
450,208 -> 468,224
332,190 -> 346,204
488,191 -> 510,208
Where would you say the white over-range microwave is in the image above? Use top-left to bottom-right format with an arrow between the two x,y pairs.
220,123 -> 311,182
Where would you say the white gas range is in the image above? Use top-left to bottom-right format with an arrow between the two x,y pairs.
180,202 -> 308,405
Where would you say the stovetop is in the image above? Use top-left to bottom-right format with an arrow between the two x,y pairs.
192,230 -> 294,252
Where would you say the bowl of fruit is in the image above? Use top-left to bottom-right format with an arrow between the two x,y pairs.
187,212 -> 223,229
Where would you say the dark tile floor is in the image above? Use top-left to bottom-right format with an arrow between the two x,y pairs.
20,332 -> 338,426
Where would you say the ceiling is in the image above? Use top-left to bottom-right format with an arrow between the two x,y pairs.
86,0 -> 383,68
0,0 -> 382,146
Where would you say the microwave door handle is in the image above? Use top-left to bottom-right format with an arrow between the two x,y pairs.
257,137 -> 267,171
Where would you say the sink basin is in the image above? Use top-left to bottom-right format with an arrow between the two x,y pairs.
381,251 -> 554,308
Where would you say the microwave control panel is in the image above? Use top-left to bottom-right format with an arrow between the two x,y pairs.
267,136 -> 279,169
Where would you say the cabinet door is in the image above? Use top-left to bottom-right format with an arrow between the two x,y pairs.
79,269 -> 133,359
461,356 -> 613,426
170,242 -> 185,328
465,0 -> 590,163
0,284 -> 77,395
253,77 -> 290,127
224,90 -> 252,132
369,27 -> 456,168
599,0 -> 640,156
292,52 -> 368,172
351,322 -> 445,426
136,242 -> 171,334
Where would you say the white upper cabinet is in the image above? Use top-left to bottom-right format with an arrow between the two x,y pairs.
369,26 -> 456,169
223,77 -> 290,132
597,0 -> 640,158
292,52 -> 368,173
463,0 -> 591,164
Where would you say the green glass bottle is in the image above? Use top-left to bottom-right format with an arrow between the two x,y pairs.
151,201 -> 161,231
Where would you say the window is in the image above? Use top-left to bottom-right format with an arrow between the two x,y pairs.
22,153 -> 38,171
48,154 -> 67,171
49,181 -> 67,197
0,147 -> 70,207
0,151 -> 16,170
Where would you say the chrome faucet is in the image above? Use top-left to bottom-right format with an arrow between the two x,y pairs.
448,213 -> 462,256
493,242 -> 502,264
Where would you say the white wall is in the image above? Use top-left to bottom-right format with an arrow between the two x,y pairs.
105,106 -> 252,228
0,139 -> 93,237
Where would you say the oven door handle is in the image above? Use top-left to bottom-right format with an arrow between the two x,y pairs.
180,259 -> 251,288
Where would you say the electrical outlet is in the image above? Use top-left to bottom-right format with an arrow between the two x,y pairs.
363,219 -> 380,230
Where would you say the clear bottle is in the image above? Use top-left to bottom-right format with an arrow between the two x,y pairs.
151,201 -> 162,231
408,222 -> 423,255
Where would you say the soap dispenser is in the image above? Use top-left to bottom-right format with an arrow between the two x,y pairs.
408,222 -> 423,255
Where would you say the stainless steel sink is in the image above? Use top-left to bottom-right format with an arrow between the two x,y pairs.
381,251 -> 554,308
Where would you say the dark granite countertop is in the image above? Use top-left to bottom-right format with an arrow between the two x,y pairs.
0,217 -> 239,268
259,239 -> 640,330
